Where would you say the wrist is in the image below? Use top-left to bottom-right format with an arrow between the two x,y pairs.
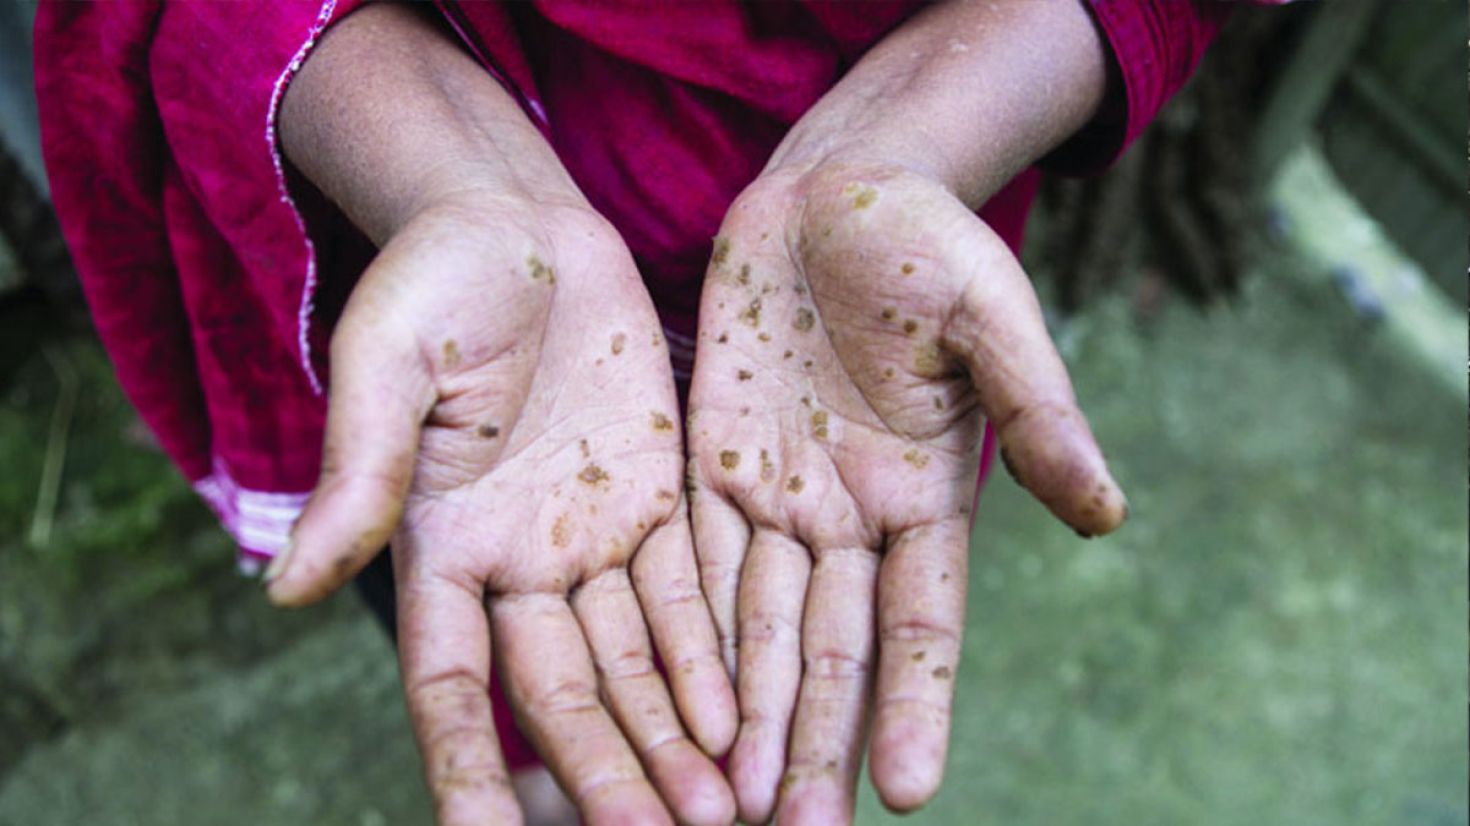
766,124 -> 942,186
280,3 -> 589,245
764,141 -> 948,203
388,169 -> 592,247
404,191 -> 630,286
762,0 -> 1108,209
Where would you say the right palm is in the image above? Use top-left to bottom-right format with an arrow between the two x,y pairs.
269,202 -> 737,826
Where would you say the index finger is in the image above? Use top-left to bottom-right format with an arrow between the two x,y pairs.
867,518 -> 969,812
632,505 -> 739,757
395,560 -> 522,826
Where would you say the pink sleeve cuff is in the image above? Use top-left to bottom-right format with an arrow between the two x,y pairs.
1044,0 -> 1233,175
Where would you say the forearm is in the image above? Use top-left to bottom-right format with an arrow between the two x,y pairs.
766,0 -> 1108,207
280,3 -> 586,246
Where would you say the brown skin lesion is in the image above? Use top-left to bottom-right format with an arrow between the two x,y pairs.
738,298 -> 762,327
441,338 -> 461,370
526,254 -> 555,284
550,513 -> 572,548
650,411 -> 674,431
793,307 -> 815,332
577,464 -> 609,485
719,450 -> 740,470
843,181 -> 879,209
611,333 -> 626,355
327,523 -> 392,587
711,237 -> 732,267
912,340 -> 947,377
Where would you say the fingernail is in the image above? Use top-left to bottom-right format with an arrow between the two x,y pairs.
263,537 -> 296,584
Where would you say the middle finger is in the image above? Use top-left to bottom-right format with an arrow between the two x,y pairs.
774,545 -> 880,825
490,593 -> 671,825
571,568 -> 735,826
728,528 -> 812,823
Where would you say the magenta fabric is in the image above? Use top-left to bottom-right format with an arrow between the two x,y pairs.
35,0 -> 1234,777
1078,0 -> 1234,171
36,2 -> 367,553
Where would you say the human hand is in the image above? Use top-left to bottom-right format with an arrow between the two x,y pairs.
686,163 -> 1126,823
266,198 -> 737,826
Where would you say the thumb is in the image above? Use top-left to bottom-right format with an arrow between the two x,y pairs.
266,282 -> 435,606
941,218 -> 1127,537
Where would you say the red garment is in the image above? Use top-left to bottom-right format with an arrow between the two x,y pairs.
35,0 -> 1230,772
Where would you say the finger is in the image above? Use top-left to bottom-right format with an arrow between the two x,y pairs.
266,278 -> 434,606
728,529 -> 812,824
868,519 -> 970,812
631,509 -> 739,757
940,218 -> 1127,537
395,564 -> 521,826
491,593 -> 673,826
573,569 -> 736,826
688,472 -> 752,676
774,546 -> 880,826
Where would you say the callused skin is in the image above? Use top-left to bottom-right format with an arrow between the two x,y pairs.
689,163 -> 1126,826
272,1 -> 1129,825
271,7 -> 736,826
688,1 -> 1125,822
280,196 -> 740,826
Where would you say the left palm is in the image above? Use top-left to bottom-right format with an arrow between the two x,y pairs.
686,163 -> 1128,824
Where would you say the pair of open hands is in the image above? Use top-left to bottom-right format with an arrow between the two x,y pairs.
264,159 -> 1125,826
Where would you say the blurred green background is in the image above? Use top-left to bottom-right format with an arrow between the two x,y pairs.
0,2 -> 1465,824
